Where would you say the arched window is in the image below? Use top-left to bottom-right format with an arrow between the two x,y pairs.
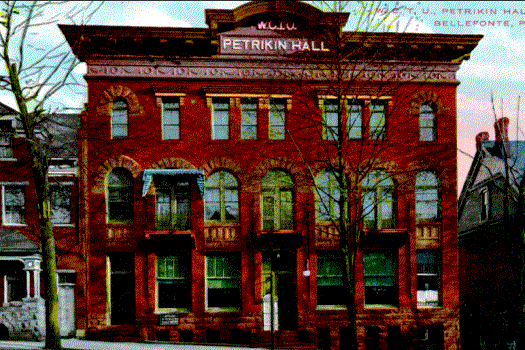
415,171 -> 440,222
107,168 -> 134,222
111,98 -> 128,139
261,170 -> 293,230
205,171 -> 239,222
419,102 -> 435,141
315,170 -> 340,222
362,171 -> 394,229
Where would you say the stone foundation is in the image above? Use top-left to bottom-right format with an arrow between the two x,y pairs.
0,298 -> 45,341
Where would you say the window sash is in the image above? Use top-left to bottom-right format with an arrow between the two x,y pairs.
157,255 -> 191,309
417,251 -> 440,306
369,101 -> 386,140
241,98 -> 258,140
316,171 -> 341,222
323,100 -> 339,140
111,100 -> 128,139
269,98 -> 285,140
3,186 -> 24,225
206,255 -> 241,309
347,101 -> 362,139
419,103 -> 435,141
156,183 -> 190,230
51,185 -> 71,225
205,172 -> 239,222
212,98 -> 229,140
364,251 -> 396,305
162,98 -> 180,140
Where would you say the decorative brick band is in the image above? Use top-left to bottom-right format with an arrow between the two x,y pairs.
92,155 -> 142,194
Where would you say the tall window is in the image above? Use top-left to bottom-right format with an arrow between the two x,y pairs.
415,171 -> 439,223
51,184 -> 71,225
369,100 -> 386,140
162,97 -> 180,140
107,168 -> 134,223
0,120 -> 14,158
347,100 -> 362,139
241,97 -> 258,140
211,97 -> 229,140
111,98 -> 128,139
317,252 -> 344,307
323,99 -> 338,140
363,251 -> 396,306
261,170 -> 293,230
206,254 -> 241,310
2,185 -> 25,225
417,250 -> 440,307
269,98 -> 286,140
419,102 -> 435,141
362,171 -> 394,229
157,254 -> 191,310
315,170 -> 340,222
205,171 -> 238,222
156,179 -> 190,230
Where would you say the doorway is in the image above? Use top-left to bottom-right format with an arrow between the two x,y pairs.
262,251 -> 297,330
108,254 -> 136,325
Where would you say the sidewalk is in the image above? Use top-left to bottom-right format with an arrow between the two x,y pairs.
0,339 -> 267,350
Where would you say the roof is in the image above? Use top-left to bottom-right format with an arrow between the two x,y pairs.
0,229 -> 39,254
59,1 -> 482,62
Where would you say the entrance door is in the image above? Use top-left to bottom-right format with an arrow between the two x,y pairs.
57,271 -> 76,338
262,252 -> 297,330
109,254 -> 136,325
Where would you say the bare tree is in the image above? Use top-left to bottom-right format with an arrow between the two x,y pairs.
0,2 -> 100,349
278,1 -> 471,348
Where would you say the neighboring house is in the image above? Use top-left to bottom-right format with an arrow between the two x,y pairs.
0,1 -> 478,349
0,102 -> 80,340
458,117 -> 522,348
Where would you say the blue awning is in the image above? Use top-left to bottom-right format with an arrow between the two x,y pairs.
142,169 -> 205,197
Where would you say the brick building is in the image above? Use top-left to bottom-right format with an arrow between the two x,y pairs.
49,1 -> 484,349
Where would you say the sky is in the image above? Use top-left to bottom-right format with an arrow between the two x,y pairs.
2,1 -> 524,193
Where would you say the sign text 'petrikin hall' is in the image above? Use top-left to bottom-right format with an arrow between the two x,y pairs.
220,21 -> 329,55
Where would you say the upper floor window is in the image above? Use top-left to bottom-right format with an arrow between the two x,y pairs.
315,170 -> 340,222
347,100 -> 362,139
415,171 -> 440,223
0,120 -> 14,158
107,168 -> 133,223
157,254 -> 191,310
317,252 -> 344,307
261,170 -> 293,230
362,171 -> 394,229
211,97 -> 229,140
268,98 -> 286,140
419,102 -> 435,141
111,98 -> 128,139
480,187 -> 490,222
417,250 -> 440,307
323,99 -> 338,140
363,251 -> 396,306
2,184 -> 25,225
206,254 -> 241,310
205,171 -> 238,222
369,100 -> 386,140
156,179 -> 190,230
51,184 -> 71,225
162,97 -> 180,140
241,97 -> 258,140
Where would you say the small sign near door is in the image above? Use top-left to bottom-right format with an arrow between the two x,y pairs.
159,313 -> 179,326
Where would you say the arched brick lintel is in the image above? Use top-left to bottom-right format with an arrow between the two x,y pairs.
96,85 -> 144,116
249,158 -> 311,193
149,157 -> 196,170
92,155 -> 142,194
408,90 -> 445,115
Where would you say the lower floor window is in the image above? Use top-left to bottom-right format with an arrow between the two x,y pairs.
363,251 -> 396,306
317,252 -> 344,307
157,254 -> 191,310
417,250 -> 440,307
2,185 -> 25,225
206,254 -> 241,310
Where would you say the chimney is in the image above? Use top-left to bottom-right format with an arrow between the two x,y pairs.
475,132 -> 489,150
494,117 -> 510,156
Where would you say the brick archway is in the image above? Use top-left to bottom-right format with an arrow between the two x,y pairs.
149,157 -> 196,170
408,90 -> 445,115
96,85 -> 144,116
249,158 -> 310,193
92,155 -> 142,194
